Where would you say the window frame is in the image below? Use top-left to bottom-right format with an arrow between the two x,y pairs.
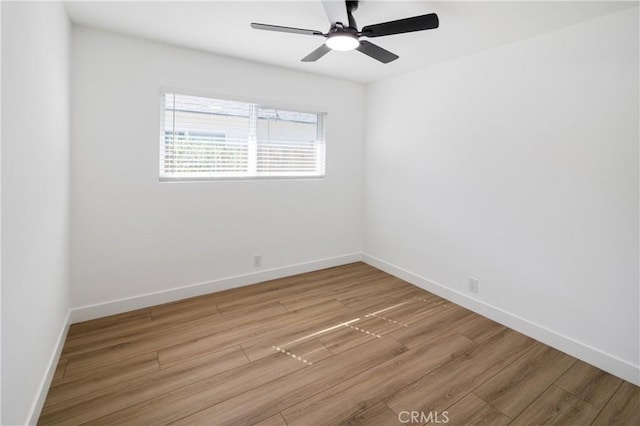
158,89 -> 328,182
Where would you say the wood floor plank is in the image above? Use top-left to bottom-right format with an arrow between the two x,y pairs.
44,352 -> 160,407
157,299 -> 347,368
203,274 -> 306,305
473,342 -> 576,418
510,385 -> 599,425
336,284 -> 424,314
63,311 -> 155,356
66,309 -> 151,338
217,299 -> 290,320
592,381 -> 640,426
240,308 -> 353,361
270,338 -> 333,365
453,315 -> 507,344
384,329 -> 535,416
280,332 -> 476,426
341,401 -> 402,426
445,393 -> 510,426
335,278 -> 416,306
156,329 -> 255,369
239,300 -> 352,360
150,296 -> 221,321
96,336 -> 405,426
63,311 -> 224,376
317,323 -> 380,354
52,358 -> 68,383
365,297 -> 450,326
351,316 -> 407,336
330,292 -> 418,324
555,359 -> 623,409
300,262 -> 372,281
303,264 -> 389,288
253,413 -> 289,426
280,274 -> 399,312
63,302 -> 285,376
293,263 -> 386,288
66,296 -> 284,358
61,309 -> 222,359
38,346 -> 250,425
180,266 -> 350,313
216,277 -> 313,314
389,304 -> 474,348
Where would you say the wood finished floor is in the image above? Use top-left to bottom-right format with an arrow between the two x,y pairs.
39,262 -> 639,425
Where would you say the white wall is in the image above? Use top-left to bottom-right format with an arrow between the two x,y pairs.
71,27 -> 364,312
1,2 -> 71,424
364,8 -> 639,384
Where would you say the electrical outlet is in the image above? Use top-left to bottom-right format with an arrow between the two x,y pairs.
468,277 -> 479,293
253,255 -> 262,268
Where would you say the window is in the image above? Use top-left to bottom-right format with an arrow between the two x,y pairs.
160,93 -> 326,180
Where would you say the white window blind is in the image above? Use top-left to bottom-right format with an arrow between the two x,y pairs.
160,93 -> 326,180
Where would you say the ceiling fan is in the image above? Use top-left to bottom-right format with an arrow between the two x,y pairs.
250,0 -> 439,64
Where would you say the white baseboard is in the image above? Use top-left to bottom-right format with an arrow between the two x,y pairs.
362,253 -> 640,386
70,253 -> 362,323
26,310 -> 71,425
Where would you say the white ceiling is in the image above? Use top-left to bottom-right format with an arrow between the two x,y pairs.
64,1 -> 638,83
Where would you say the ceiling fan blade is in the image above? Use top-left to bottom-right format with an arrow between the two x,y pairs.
251,23 -> 324,36
301,44 -> 332,62
361,13 -> 439,38
356,41 -> 399,64
321,0 -> 349,26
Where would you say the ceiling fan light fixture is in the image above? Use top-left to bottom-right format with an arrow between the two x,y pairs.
325,33 -> 359,51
